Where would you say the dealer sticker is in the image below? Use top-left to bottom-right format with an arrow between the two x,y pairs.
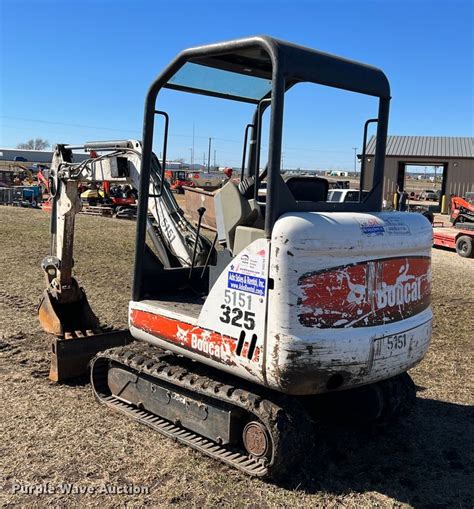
358,218 -> 385,236
384,217 -> 411,236
228,271 -> 266,296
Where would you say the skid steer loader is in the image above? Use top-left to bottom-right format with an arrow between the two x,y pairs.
38,36 -> 433,479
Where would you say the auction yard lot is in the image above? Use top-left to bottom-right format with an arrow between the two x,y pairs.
0,207 -> 472,508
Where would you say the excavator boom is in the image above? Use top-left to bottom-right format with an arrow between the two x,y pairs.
39,140 -> 213,378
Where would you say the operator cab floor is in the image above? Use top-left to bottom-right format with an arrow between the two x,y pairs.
140,292 -> 205,320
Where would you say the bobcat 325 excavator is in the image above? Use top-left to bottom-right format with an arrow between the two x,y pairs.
38,37 -> 433,479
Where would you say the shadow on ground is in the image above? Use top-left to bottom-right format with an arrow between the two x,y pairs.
282,397 -> 473,508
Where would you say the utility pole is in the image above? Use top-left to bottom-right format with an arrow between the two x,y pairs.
214,149 -> 216,169
207,137 -> 212,173
189,148 -> 193,167
192,124 -> 195,166
352,147 -> 358,174
203,152 -> 206,165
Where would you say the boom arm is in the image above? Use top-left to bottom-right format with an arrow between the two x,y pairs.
39,140 -> 213,335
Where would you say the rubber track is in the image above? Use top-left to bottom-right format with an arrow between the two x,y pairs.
91,343 -> 312,479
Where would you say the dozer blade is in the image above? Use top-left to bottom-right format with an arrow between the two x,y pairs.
50,329 -> 133,382
38,287 -> 133,382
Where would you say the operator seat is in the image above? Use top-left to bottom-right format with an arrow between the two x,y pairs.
214,181 -> 262,254
214,175 -> 329,255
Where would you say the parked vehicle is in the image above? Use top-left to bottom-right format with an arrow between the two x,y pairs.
187,171 -> 227,191
327,188 -> 369,202
420,189 -> 437,201
433,222 -> 474,258
327,179 -> 350,190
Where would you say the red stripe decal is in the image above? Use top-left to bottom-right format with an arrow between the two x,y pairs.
131,309 -> 253,365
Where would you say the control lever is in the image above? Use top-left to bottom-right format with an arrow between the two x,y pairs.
189,207 -> 206,279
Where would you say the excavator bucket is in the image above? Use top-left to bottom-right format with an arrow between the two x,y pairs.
38,288 -> 132,382
38,287 -> 100,336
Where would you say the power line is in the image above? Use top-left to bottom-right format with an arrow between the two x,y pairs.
2,115 -> 356,168
1,115 -> 142,134
2,116 -> 360,156
0,115 -> 207,140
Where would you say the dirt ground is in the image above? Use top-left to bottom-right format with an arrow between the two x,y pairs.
0,206 -> 473,508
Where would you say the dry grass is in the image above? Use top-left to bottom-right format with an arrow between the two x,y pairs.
0,206 -> 472,508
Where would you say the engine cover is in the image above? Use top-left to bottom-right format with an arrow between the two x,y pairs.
266,211 -> 433,394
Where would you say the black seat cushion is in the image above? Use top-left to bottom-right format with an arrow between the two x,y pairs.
285,176 -> 329,202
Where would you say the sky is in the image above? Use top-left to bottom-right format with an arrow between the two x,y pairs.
0,0 -> 473,170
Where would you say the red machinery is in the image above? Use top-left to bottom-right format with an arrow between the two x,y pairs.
103,181 -> 137,208
37,170 -> 53,211
450,193 -> 474,226
37,170 -> 50,192
164,169 -> 195,193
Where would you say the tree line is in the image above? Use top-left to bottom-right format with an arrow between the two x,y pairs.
17,138 -> 49,150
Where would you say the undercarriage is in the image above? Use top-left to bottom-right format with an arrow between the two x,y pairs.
91,343 -> 416,479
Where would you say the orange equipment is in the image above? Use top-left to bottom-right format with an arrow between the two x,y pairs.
450,193 -> 474,226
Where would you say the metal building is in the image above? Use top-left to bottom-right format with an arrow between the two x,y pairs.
361,136 -> 473,211
0,148 -> 89,164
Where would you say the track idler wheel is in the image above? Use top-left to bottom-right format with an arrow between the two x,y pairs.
243,421 -> 271,459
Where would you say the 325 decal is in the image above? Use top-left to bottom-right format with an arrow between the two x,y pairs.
219,305 -> 256,330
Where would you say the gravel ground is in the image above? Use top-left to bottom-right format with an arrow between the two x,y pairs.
0,206 -> 473,508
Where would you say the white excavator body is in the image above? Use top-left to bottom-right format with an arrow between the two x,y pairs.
37,36 -> 435,478
129,209 -> 432,395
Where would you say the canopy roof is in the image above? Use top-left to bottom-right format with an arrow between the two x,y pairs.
164,35 -> 391,103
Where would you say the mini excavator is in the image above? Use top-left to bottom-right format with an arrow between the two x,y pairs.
450,193 -> 474,226
38,37 -> 433,479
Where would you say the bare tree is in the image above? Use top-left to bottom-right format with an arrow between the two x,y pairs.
17,138 -> 50,150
